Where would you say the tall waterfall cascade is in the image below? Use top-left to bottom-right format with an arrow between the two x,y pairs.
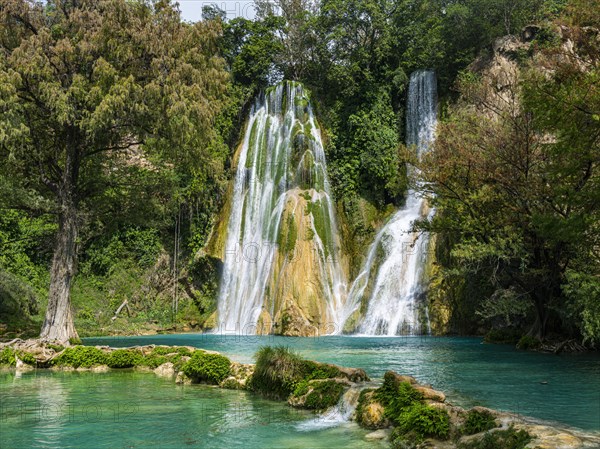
217,82 -> 347,335
341,70 -> 438,336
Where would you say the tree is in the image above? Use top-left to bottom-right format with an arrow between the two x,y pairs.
418,27 -> 600,339
0,0 -> 228,343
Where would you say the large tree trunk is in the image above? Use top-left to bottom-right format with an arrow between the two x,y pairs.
40,189 -> 79,343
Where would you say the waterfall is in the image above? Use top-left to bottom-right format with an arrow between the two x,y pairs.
342,70 -> 438,336
295,385 -> 364,430
217,81 -> 346,334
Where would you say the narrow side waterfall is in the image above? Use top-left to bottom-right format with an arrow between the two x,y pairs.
342,70 -> 438,335
217,81 -> 347,334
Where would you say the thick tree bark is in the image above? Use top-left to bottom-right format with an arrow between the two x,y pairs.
40,134 -> 81,344
40,191 -> 79,343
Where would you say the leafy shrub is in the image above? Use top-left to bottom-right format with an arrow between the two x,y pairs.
463,409 -> 498,435
143,353 -> 168,369
458,426 -> 532,449
302,380 -> 345,410
176,347 -> 192,356
182,351 -> 231,384
16,351 -> 36,365
0,347 -> 16,366
376,372 -> 423,423
516,335 -> 541,350
483,329 -> 522,345
395,403 -> 450,440
53,346 -> 107,368
107,349 -> 143,368
149,345 -> 190,353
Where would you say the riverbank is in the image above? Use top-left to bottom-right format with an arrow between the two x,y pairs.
1,339 -> 599,449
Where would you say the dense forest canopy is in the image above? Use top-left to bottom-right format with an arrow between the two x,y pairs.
0,0 -> 598,345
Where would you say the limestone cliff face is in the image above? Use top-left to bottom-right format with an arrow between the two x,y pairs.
203,82 -> 349,336
258,189 -> 349,336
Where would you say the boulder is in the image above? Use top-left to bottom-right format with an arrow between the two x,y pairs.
364,429 -> 390,440
175,371 -> 192,385
154,362 -> 175,378
414,385 -> 446,403
336,365 -> 370,382
356,390 -> 389,430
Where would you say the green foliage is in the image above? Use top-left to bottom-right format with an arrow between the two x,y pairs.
250,346 -> 343,399
47,344 -> 64,353
484,329 -> 522,345
250,346 -> 307,398
302,380 -> 345,410
182,351 -> 231,384
16,351 -> 36,366
516,335 -> 541,351
394,403 -> 450,441
81,228 -> 161,277
106,349 -> 144,368
376,372 -> 423,422
458,426 -> 532,449
53,346 -> 107,368
0,347 -> 16,366
302,361 -> 342,380
462,409 -> 498,435
563,271 -> 600,344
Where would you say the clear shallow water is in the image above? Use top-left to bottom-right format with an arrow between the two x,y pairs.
0,370 -> 383,449
83,334 -> 600,431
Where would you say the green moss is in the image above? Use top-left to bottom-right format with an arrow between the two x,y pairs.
394,403 -> 450,441
69,337 -> 83,345
306,199 -> 333,258
151,346 -> 191,356
457,426 -> 532,449
249,346 -> 343,400
355,389 -> 377,428
293,379 -> 310,397
53,346 -> 107,368
0,347 -> 16,366
182,351 -> 231,384
143,353 -> 168,369
47,344 -> 64,352
16,351 -> 36,365
302,380 -> 345,410
302,360 -> 341,380
462,409 -> 498,435
376,372 -> 423,422
107,349 -> 144,368
285,214 -> 298,258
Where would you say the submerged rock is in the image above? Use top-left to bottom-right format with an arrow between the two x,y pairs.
364,429 -> 390,440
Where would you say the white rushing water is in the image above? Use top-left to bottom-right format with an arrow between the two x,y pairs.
342,70 -> 438,336
295,385 -> 364,431
217,82 -> 346,334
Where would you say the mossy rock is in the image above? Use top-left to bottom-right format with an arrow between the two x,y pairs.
52,346 -> 108,368
181,351 -> 231,384
356,389 -> 389,429
289,379 -> 346,411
